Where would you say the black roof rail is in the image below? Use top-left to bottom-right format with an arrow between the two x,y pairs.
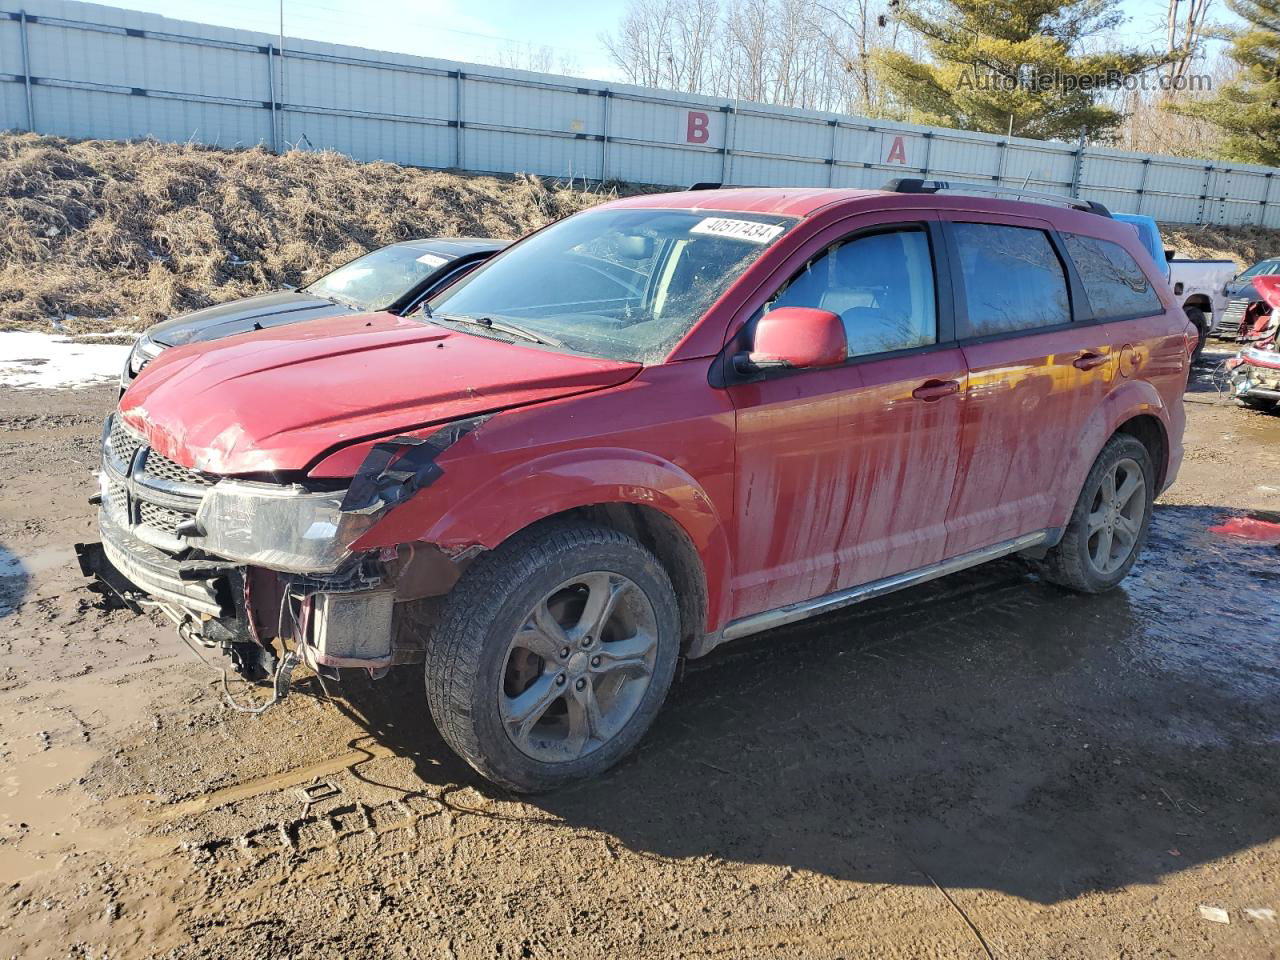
883,177 -> 1112,218
689,181 -> 722,191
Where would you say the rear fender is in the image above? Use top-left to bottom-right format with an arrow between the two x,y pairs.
353,447 -> 734,633
1050,379 -> 1171,526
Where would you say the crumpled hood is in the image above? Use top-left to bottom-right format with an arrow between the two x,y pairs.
119,312 -> 640,475
146,290 -> 355,347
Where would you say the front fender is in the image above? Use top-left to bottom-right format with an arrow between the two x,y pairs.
1050,379 -> 1172,526
354,446 -> 735,632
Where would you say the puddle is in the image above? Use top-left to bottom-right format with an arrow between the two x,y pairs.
0,676 -> 153,885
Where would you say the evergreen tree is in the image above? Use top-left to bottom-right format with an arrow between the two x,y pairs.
873,0 -> 1165,141
1176,0 -> 1280,165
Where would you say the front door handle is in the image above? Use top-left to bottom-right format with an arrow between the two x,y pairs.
911,379 -> 960,402
1073,351 -> 1108,371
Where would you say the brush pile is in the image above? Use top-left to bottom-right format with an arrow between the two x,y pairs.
0,133 -> 612,330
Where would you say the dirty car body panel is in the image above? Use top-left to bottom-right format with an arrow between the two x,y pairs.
79,185 -> 1190,790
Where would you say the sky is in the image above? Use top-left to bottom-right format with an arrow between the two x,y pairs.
108,0 -> 1237,85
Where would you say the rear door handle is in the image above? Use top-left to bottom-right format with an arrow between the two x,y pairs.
1073,351 -> 1108,371
911,379 -> 960,402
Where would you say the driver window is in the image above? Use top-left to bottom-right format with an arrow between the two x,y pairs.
769,227 -> 938,358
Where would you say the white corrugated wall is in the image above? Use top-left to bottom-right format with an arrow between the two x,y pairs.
3,0 -> 1278,226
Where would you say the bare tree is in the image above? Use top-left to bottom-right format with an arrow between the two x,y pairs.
498,42 -> 580,76
602,0 -> 907,114
1165,0 -> 1214,86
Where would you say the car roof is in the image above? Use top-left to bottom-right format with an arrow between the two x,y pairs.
599,186 -> 1137,245
394,237 -> 509,258
602,187 -> 890,219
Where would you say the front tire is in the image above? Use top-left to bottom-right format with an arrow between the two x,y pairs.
424,521 -> 680,793
1038,434 -> 1155,593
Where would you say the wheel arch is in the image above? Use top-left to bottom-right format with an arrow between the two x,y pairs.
1182,293 -> 1212,314
505,503 -> 710,656
360,446 -> 733,641
1114,412 -> 1169,491
1051,381 -> 1172,526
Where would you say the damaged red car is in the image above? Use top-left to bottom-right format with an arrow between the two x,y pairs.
79,180 -> 1191,792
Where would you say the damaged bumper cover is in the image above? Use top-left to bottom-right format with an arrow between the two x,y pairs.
1228,347 -> 1280,401
79,413 -> 491,682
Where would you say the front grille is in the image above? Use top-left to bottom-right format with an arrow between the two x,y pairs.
108,417 -> 144,466
107,479 -> 129,519
101,415 -> 209,548
138,500 -> 189,537
142,448 -> 215,487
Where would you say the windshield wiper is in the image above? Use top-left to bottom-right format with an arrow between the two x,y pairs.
431,313 -> 563,348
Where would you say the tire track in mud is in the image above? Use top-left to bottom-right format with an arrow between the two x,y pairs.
150,740 -> 399,822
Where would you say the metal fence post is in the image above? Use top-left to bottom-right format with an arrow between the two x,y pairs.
19,10 -> 35,132
721,104 -> 735,185
921,131 -> 932,178
1261,173 -> 1275,228
600,89 -> 611,183
1135,158 -> 1149,215
1069,129 -> 1086,199
826,119 -> 838,187
266,44 -> 279,152
1197,164 -> 1214,224
454,71 -> 464,170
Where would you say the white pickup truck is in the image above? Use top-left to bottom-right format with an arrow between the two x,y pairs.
1114,213 -> 1237,355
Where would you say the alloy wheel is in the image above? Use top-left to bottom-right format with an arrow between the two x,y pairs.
498,571 -> 659,763
1085,457 -> 1146,575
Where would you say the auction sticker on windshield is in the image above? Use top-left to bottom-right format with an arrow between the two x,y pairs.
417,253 -> 448,268
690,217 -> 785,244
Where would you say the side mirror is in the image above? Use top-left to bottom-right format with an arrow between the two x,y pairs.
739,307 -> 847,373
1164,250 -> 1176,263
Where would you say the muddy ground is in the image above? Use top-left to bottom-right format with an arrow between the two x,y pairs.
1,349 -> 1278,959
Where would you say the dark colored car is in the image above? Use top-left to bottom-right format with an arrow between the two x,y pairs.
121,238 -> 506,388
1220,258 -> 1280,342
81,181 -> 1191,792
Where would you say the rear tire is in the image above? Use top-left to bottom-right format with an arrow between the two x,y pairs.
1038,434 -> 1155,594
1184,306 -> 1208,361
424,521 -> 680,793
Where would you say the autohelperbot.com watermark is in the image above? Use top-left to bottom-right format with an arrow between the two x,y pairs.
957,69 -> 1212,93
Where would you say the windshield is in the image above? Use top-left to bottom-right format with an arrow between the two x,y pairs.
305,245 -> 449,311
1238,260 -> 1280,281
424,208 -> 794,362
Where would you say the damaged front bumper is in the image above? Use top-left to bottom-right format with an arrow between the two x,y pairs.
77,415 -> 476,695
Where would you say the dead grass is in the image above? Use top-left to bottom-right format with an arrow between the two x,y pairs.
1158,223 -> 1280,271
0,133 -> 617,331
3,131 -> 1278,331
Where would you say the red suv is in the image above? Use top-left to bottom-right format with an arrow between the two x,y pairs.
79,181 -> 1190,792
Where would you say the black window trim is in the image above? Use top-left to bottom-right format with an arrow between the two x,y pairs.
1059,230 -> 1167,326
941,219 -> 1085,346
711,219 -> 957,387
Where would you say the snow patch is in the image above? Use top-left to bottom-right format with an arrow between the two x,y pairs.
0,331 -> 133,389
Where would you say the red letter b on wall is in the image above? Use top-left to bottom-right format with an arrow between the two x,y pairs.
686,111 -> 710,144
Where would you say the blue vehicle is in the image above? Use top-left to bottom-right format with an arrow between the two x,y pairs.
1114,212 -> 1236,356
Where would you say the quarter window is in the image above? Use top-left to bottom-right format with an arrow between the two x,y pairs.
769,227 -> 937,358
1063,233 -> 1163,320
953,223 -> 1071,336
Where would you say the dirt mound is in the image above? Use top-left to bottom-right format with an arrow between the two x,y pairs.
1161,223 -> 1280,270
0,133 -> 614,330
4,131 -> 1278,331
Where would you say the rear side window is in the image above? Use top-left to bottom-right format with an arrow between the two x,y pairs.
1062,233 -> 1163,320
953,223 -> 1071,336
770,227 -> 937,358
